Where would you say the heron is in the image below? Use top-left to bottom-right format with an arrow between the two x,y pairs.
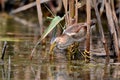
50,19 -> 96,50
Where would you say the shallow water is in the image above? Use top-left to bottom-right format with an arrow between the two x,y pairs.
0,14 -> 120,80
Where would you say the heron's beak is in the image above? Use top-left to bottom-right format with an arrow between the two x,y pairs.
49,42 -> 57,53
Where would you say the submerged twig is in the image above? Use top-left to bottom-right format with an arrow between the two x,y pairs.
8,56 -> 11,80
35,66 -> 41,80
1,41 -> 7,60
1,65 -> 6,80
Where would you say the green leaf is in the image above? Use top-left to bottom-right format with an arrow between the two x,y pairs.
40,16 -> 64,41
30,16 -> 64,58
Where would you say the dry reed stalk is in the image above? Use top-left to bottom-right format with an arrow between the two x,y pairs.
111,0 -> 120,55
69,0 -> 75,25
85,0 -> 91,52
92,0 -> 110,58
105,0 -> 120,61
75,0 -> 78,23
36,0 -> 43,35
10,0 -> 50,14
62,0 -> 69,26
111,0 -> 120,38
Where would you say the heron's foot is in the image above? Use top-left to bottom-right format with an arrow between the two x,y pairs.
81,50 -> 90,62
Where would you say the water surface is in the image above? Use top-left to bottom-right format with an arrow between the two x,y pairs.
0,14 -> 120,80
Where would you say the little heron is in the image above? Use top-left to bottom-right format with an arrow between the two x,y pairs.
51,19 -> 96,49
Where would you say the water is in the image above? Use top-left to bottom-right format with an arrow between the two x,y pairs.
0,13 -> 120,80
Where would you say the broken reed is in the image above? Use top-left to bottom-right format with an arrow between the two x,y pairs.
62,0 -> 120,61
105,0 -> 120,61
92,0 -> 110,59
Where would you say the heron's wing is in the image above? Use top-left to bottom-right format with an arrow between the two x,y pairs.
63,23 -> 87,36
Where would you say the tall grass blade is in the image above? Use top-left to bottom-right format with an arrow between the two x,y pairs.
40,16 -> 64,41
30,16 -> 64,59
